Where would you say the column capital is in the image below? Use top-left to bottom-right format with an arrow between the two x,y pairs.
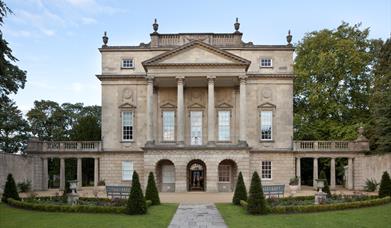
207,75 -> 216,81
176,76 -> 185,84
146,75 -> 154,81
239,75 -> 248,82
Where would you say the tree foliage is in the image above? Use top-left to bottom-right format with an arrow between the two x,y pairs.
27,100 -> 101,141
378,171 -> 391,198
0,1 -> 26,102
294,22 -> 381,140
0,99 -> 30,153
2,173 -> 20,202
247,171 -> 268,214
127,171 -> 147,215
369,38 -> 391,153
232,171 -> 247,205
145,172 -> 160,205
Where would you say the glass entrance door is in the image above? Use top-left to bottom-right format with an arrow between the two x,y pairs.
189,162 -> 205,191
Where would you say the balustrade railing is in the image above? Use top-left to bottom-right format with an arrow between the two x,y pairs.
27,141 -> 102,152
293,141 -> 354,151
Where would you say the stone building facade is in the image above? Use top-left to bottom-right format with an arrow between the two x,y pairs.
22,19 -> 388,193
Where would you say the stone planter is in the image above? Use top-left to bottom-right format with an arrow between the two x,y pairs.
289,185 -> 299,196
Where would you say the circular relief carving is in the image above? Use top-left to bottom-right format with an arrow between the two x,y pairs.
123,88 -> 132,100
262,88 -> 272,99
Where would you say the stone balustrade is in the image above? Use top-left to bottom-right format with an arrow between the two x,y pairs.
26,141 -> 102,153
151,33 -> 242,48
293,140 -> 368,152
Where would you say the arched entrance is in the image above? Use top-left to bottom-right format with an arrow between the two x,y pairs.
218,159 -> 238,192
156,159 -> 175,192
187,159 -> 206,191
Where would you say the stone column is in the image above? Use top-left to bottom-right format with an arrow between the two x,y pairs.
296,157 -> 301,190
94,158 -> 99,187
348,158 -> 354,190
330,158 -> 336,190
313,158 -> 318,190
60,158 -> 65,190
42,158 -> 48,191
77,158 -> 82,188
207,76 -> 216,145
146,76 -> 154,145
176,76 -> 185,145
239,75 -> 247,145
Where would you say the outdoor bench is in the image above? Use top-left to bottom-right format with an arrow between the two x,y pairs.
262,184 -> 285,198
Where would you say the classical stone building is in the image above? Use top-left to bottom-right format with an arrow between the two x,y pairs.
22,19 -> 389,193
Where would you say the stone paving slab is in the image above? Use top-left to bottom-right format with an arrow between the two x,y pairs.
168,203 -> 227,228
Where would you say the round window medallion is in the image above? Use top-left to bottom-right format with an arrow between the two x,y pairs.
262,88 -> 272,98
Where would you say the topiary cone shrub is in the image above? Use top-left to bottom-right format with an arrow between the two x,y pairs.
247,171 -> 268,215
2,173 -> 20,203
379,171 -> 391,198
232,172 -> 247,205
126,171 -> 147,215
145,172 -> 160,205
319,170 -> 331,197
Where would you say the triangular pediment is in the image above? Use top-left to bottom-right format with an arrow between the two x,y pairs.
119,102 -> 136,109
188,103 -> 205,109
142,41 -> 250,69
160,102 -> 177,108
258,102 -> 276,109
216,102 -> 233,108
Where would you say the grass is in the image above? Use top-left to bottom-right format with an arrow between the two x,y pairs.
216,203 -> 391,228
0,203 -> 178,228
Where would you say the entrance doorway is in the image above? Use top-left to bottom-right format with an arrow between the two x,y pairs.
187,160 -> 206,191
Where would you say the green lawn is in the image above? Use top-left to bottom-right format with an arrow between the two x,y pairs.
0,203 -> 178,228
216,203 -> 391,228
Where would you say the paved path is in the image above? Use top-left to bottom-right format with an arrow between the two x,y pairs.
168,203 -> 227,228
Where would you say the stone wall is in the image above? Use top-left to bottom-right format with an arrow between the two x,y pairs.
354,153 -> 391,190
0,152 -> 43,192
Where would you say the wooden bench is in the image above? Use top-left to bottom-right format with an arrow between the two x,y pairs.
262,184 -> 285,198
105,186 -> 131,199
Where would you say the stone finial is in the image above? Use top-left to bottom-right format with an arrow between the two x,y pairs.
234,17 -> 240,33
356,126 -> 368,142
286,30 -> 292,46
153,18 -> 159,33
102,31 -> 108,48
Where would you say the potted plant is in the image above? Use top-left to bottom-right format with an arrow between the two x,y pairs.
289,176 -> 299,195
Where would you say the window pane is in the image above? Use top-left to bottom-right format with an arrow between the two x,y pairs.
122,59 -> 133,68
122,111 -> 133,140
218,165 -> 231,182
163,111 -> 175,141
122,161 -> 134,180
218,111 -> 230,141
162,165 -> 175,183
190,111 -> 202,145
260,111 -> 272,140
261,161 -> 272,179
261,58 -> 272,67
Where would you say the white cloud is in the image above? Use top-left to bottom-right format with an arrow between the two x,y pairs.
7,30 -> 32,38
41,29 -> 55,36
70,82 -> 83,93
81,17 -> 97,25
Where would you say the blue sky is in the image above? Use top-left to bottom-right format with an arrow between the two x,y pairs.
4,0 -> 391,113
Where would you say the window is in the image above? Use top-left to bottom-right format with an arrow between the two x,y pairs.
122,161 -> 134,181
218,165 -> 231,182
162,165 -> 175,184
260,58 -> 272,67
218,111 -> 230,141
163,111 -> 175,141
261,161 -> 272,180
122,59 -> 134,68
190,111 -> 202,145
260,111 -> 272,140
122,111 -> 134,141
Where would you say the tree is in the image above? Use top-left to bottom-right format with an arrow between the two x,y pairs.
27,100 -> 68,141
232,171 -> 247,205
1,173 -> 20,202
69,115 -> 101,141
319,170 -> 331,197
0,99 -> 30,153
145,172 -> 160,205
127,171 -> 147,215
378,171 -> 391,198
247,171 -> 268,214
294,22 -> 381,141
0,1 -> 26,102
370,39 -> 391,153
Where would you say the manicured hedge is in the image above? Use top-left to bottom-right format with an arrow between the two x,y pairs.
7,198 -> 152,214
238,197 -> 390,214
